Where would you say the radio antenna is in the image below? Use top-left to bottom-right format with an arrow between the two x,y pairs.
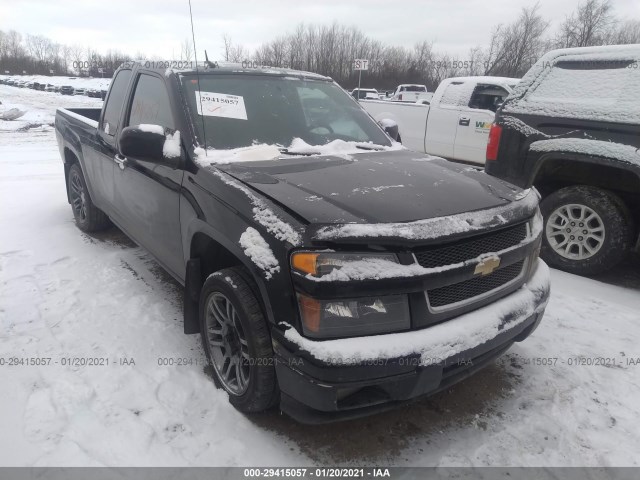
188,0 -> 207,155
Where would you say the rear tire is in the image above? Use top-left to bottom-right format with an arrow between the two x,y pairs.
540,185 -> 633,275
67,163 -> 111,232
199,267 -> 279,413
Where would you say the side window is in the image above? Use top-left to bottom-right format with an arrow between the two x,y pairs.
468,85 -> 510,112
127,74 -> 175,129
101,69 -> 132,136
439,82 -> 468,107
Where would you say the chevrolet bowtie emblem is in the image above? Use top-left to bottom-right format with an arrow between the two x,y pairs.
474,256 -> 501,276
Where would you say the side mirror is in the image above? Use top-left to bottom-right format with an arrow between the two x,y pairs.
119,125 -> 181,167
379,119 -> 399,142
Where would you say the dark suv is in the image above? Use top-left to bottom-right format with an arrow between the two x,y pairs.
486,45 -> 640,275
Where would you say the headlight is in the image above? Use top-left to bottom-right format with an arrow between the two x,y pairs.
291,252 -> 410,338
291,251 -> 398,278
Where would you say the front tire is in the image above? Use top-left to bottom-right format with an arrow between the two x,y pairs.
540,185 -> 633,275
199,267 -> 279,412
67,163 -> 110,232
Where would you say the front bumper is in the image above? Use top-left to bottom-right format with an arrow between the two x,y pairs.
272,261 -> 550,423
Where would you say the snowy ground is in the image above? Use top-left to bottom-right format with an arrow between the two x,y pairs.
1,85 -> 640,467
0,82 -> 102,132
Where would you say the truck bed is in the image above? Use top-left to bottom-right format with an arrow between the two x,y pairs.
57,107 -> 102,127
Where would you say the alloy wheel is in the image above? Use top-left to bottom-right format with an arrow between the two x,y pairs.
69,170 -> 87,222
545,203 -> 605,260
205,292 -> 251,396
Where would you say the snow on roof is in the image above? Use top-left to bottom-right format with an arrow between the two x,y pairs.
530,138 -> 640,165
502,45 -> 640,124
446,76 -> 520,85
284,260 -> 550,363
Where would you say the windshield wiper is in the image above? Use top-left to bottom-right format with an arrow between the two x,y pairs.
278,148 -> 316,156
355,144 -> 386,151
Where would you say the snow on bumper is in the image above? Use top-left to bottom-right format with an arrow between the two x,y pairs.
283,260 -> 550,364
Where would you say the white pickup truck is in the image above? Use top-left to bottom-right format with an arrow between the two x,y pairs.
361,76 -> 519,165
390,84 -> 429,102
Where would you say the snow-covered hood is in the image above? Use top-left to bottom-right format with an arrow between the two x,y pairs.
216,150 -> 534,234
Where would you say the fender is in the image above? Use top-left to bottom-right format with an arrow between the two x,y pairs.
58,115 -> 99,204
529,150 -> 640,189
182,218 -> 279,333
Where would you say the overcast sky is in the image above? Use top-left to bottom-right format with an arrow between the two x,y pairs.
2,0 -> 639,60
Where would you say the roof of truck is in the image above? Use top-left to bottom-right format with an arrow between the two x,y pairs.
543,44 -> 640,59
445,76 -> 520,85
124,61 -> 333,81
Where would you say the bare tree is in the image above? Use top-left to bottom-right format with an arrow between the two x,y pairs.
221,34 -> 246,63
69,44 -> 85,73
556,0 -> 614,48
608,20 -> 640,44
483,4 -> 549,77
180,38 -> 193,61
6,30 -> 23,58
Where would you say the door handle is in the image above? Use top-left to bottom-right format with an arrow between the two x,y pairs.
458,117 -> 470,126
114,154 -> 128,170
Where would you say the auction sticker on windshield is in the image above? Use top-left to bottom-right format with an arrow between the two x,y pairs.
195,91 -> 248,120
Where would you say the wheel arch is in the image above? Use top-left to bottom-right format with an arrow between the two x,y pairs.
532,154 -> 640,199
183,224 -> 272,335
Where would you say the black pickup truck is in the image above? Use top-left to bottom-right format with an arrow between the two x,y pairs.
486,45 -> 640,276
55,61 -> 549,423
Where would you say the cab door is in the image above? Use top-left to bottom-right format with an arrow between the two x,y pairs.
453,84 -> 510,164
424,81 -> 469,158
82,69 -> 132,211
111,72 -> 185,280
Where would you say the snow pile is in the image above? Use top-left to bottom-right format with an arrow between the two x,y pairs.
530,138 -> 640,165
284,260 -> 550,363
288,137 -> 403,155
0,108 -> 26,121
138,124 -> 164,134
209,169 -> 301,246
352,185 -> 404,194
239,227 -> 280,280
194,144 -> 281,165
306,214 -> 541,282
378,118 -> 397,128
314,189 -> 539,242
193,138 -> 404,166
163,131 -> 181,158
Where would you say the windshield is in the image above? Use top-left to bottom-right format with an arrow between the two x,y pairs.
180,74 -> 391,150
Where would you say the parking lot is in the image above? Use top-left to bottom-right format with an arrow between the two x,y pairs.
2,84 -> 640,466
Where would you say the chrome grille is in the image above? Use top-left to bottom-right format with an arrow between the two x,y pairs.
427,260 -> 525,309
414,223 -> 527,268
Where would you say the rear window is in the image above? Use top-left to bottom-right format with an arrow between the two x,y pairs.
400,86 -> 427,92
512,58 -> 640,124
